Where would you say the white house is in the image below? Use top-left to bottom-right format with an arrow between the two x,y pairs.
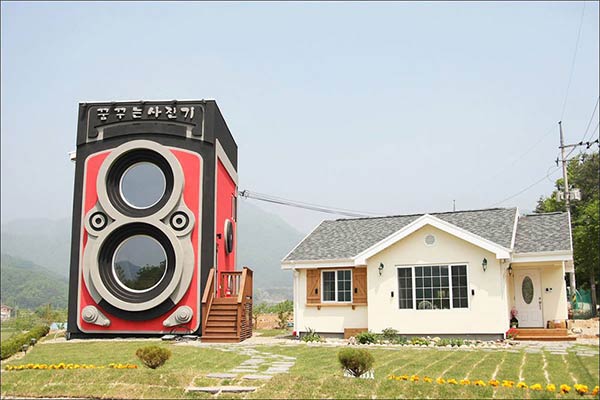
281,208 -> 573,340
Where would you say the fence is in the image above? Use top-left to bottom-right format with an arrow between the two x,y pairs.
570,288 -> 595,320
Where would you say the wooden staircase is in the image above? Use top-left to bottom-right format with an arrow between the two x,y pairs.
514,328 -> 576,341
201,267 -> 253,343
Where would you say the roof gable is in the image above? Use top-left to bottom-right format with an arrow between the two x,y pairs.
514,212 -> 571,253
353,214 -> 512,264
283,208 -> 517,263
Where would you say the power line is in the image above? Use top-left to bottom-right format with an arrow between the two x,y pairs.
580,96 -> 599,142
238,190 -> 381,218
489,166 -> 561,207
560,1 -> 586,120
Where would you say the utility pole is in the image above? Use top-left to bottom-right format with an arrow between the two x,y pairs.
559,121 -> 577,294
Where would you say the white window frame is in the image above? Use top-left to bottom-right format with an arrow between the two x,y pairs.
396,263 -> 470,311
321,269 -> 353,303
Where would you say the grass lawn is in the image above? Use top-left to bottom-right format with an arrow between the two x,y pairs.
1,341 -> 598,399
255,329 -> 291,337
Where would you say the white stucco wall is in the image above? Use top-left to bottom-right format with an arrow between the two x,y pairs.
366,225 -> 510,335
294,269 -> 368,334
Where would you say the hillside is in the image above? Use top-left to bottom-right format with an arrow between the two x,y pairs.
0,253 -> 68,309
0,201 -> 306,305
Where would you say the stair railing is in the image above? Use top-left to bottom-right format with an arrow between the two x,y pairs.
201,268 -> 216,336
237,267 -> 253,340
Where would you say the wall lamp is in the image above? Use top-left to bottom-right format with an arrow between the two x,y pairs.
378,263 -> 385,276
482,258 -> 488,272
507,265 -> 513,277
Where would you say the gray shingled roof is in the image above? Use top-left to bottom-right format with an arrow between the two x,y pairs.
284,208 -> 518,262
513,212 -> 571,253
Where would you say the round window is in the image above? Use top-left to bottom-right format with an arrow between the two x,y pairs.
425,234 -> 436,246
112,235 -> 167,292
522,276 -> 534,304
119,162 -> 166,209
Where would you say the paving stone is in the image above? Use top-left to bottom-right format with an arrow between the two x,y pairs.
186,386 -> 221,394
576,353 -> 596,357
231,368 -> 258,373
242,374 -> 273,380
220,386 -> 257,393
550,351 -> 568,355
206,373 -> 237,379
271,362 -> 295,367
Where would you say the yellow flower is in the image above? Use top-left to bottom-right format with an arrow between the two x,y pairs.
447,378 -> 458,385
591,386 -> 598,396
488,379 -> 499,387
517,382 -> 528,389
399,375 -> 409,381
410,375 -> 420,382
460,379 -> 471,385
387,375 -> 395,380
574,384 -> 588,395
530,383 -> 543,391
473,380 -> 486,387
560,384 -> 571,394
546,384 -> 556,392
436,377 -> 446,384
502,380 -> 514,388
423,376 -> 433,383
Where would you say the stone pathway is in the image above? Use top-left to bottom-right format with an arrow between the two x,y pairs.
185,346 -> 297,396
510,341 -> 599,357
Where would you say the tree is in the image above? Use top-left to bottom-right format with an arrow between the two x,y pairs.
536,152 -> 599,316
252,302 -> 269,328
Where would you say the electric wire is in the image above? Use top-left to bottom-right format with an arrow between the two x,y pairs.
238,190 -> 381,218
560,1 -> 586,121
489,166 -> 561,207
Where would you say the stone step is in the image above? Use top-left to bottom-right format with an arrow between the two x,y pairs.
514,328 -> 568,336
186,386 -> 257,394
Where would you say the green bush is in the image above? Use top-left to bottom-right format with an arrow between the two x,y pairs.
135,346 -> 172,369
301,327 -> 322,342
338,348 -> 374,377
436,338 -> 451,347
391,336 -> 408,345
381,327 -> 399,342
449,338 -> 464,347
355,331 -> 377,344
0,324 -> 50,360
410,337 -> 430,346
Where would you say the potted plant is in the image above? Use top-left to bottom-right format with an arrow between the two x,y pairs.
510,307 -> 519,328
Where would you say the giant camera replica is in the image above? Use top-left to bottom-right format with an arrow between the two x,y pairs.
67,100 -> 240,338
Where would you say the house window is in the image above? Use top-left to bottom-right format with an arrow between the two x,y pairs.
397,268 -> 413,309
397,264 -> 469,310
322,270 -> 352,302
451,265 -> 468,308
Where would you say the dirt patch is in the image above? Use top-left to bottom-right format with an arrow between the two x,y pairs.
569,318 -> 599,339
255,313 -> 293,330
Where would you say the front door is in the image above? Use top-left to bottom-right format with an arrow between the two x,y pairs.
514,270 -> 543,327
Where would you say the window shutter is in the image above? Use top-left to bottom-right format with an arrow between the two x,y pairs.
353,267 -> 368,304
306,269 -> 321,304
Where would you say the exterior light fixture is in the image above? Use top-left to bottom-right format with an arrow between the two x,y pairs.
482,258 -> 488,272
378,263 -> 385,276
507,265 -> 513,277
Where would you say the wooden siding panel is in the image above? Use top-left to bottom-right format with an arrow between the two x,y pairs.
306,269 -> 321,304
353,267 -> 368,304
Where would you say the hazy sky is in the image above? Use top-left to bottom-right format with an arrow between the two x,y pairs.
1,2 -> 599,233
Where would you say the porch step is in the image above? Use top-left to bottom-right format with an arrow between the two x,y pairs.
206,321 -> 237,328
202,335 -> 241,343
208,315 -> 237,322
515,328 -> 568,336
515,335 -> 576,341
205,327 -> 237,334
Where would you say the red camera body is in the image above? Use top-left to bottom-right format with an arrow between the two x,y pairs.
67,100 -> 237,337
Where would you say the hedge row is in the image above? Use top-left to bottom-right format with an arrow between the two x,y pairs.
1,325 -> 50,360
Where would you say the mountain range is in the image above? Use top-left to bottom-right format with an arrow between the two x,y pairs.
0,201 -> 307,308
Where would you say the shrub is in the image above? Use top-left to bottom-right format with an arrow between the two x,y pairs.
436,338 -> 451,347
449,338 -> 464,347
391,336 -> 408,345
301,327 -> 322,342
410,337 -> 430,346
338,348 -> 374,377
135,346 -> 172,369
0,324 -> 50,360
356,331 -> 377,344
381,327 -> 399,342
